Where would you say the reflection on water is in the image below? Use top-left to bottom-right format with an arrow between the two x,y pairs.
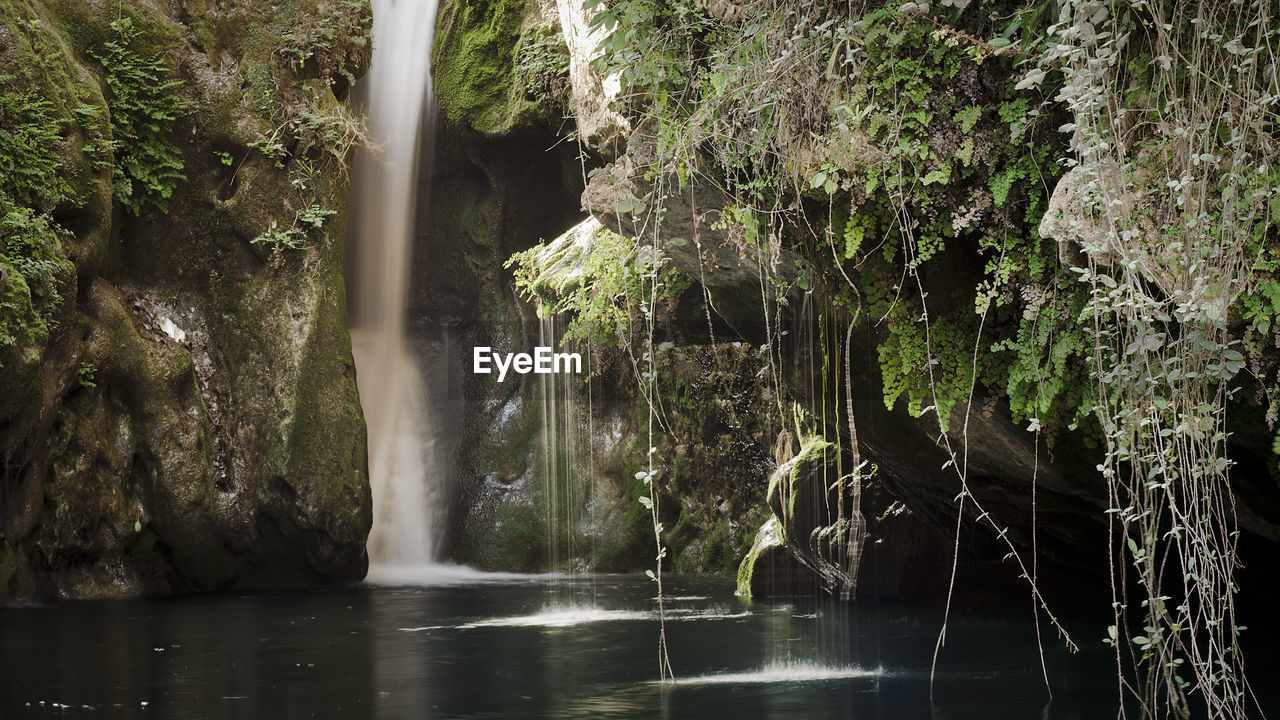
2,575 -> 1133,719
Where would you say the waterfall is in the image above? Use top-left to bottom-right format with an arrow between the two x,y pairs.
539,314 -> 597,609
540,315 -> 584,576
348,0 -> 443,572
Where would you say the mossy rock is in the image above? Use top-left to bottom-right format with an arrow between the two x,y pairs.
735,515 -> 782,599
0,259 -> 47,422
434,0 -> 567,136
1,0 -> 373,601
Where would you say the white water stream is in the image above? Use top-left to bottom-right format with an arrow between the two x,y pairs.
348,0 -> 442,573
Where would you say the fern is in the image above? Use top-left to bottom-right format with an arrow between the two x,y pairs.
91,16 -> 188,216
0,83 -> 73,210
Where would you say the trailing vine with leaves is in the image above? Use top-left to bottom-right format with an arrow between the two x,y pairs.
1042,0 -> 1279,716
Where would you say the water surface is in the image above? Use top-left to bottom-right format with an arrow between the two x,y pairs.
1,574 -> 1136,718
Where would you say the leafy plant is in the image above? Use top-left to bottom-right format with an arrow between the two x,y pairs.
514,26 -> 570,109
277,0 -> 372,90
77,361 -> 97,388
0,195 -> 71,316
251,204 -> 337,251
90,15 -> 189,215
1043,0 -> 1278,715
0,84 -> 74,210
507,227 -> 687,350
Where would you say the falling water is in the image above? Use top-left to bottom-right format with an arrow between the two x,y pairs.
540,315 -> 584,572
539,313 -> 600,610
348,0 -> 442,571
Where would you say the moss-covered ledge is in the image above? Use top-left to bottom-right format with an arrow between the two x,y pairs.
433,0 -> 569,136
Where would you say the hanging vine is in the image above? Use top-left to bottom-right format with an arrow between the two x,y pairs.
1043,0 -> 1278,716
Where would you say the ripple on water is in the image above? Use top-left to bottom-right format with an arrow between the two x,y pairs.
661,661 -> 886,686
455,606 -> 653,629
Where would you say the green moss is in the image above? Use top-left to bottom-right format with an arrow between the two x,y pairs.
485,502 -> 547,571
671,514 -> 738,574
0,257 -> 47,420
433,0 -> 565,135
765,407 -> 835,541
589,464 -> 658,572
434,0 -> 523,133
735,516 -> 780,600
282,289 -> 371,548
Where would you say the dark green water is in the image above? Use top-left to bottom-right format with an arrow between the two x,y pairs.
0,572 -> 1143,718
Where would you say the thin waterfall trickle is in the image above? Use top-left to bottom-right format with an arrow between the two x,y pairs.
540,316 -> 577,561
539,314 -> 592,604
348,0 -> 443,572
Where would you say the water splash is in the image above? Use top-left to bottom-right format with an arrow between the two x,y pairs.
661,661 -> 885,686
348,0 -> 443,567
447,604 -> 749,630
457,605 -> 652,629
365,564 -> 538,587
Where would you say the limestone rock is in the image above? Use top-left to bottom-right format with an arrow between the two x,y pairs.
1040,163 -> 1227,322
582,126 -> 802,294
555,0 -> 629,148
0,0 -> 373,601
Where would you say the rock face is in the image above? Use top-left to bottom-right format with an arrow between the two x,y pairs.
553,0 -> 627,148
0,0 -> 373,600
424,0 -> 1081,593
433,0 -> 571,138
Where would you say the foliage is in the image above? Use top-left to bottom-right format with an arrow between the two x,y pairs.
1,196 -> 70,306
278,0 -> 372,90
78,361 -> 98,389
507,227 -> 687,350
245,76 -> 366,248
589,0 -> 1083,433
0,200 -> 69,366
513,25 -> 570,111
250,87 -> 366,181
0,72 -> 75,325
90,16 -> 188,216
558,0 -> 1280,704
251,204 -> 337,251
0,84 -> 74,211
1046,0 -> 1280,715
